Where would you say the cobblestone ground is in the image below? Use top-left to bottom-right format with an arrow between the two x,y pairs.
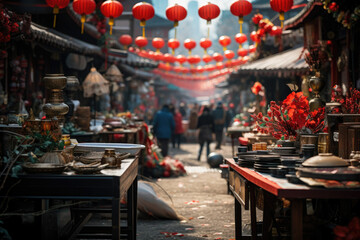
137,141 -> 262,240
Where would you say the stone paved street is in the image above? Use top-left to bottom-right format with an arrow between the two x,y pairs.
137,142 -> 262,240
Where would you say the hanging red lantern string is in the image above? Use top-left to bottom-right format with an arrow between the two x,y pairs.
230,0 -> 252,33
187,55 -> 201,65
212,53 -> 224,62
270,26 -> 282,36
198,2 -> 220,38
132,2 -> 155,37
119,34 -> 132,50
176,55 -> 187,66
250,31 -> 261,46
184,39 -> 196,55
252,13 -> 263,26
270,0 -> 293,28
46,0 -> 70,28
100,0 -> 123,35
224,50 -> 235,62
152,37 -> 165,53
168,38 -> 180,55
219,36 -> 231,51
72,0 -> 96,34
203,54 -> 212,64
249,45 -> 256,53
200,38 -> 212,54
135,36 -> 148,49
163,53 -> 176,65
166,4 -> 187,39
235,33 -> 247,49
237,48 -> 248,57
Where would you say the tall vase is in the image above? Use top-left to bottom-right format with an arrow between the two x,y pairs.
309,72 -> 325,112
42,74 -> 69,126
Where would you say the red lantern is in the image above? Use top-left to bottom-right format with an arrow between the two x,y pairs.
196,66 -> 205,74
270,0 -> 293,28
132,2 -> 155,36
200,38 -> 212,53
168,38 -> 180,55
250,31 -> 260,43
164,53 -> 176,64
237,48 -> 248,57
166,4 -> 187,27
264,23 -> 274,33
119,34 -> 132,49
46,0 -> 70,28
203,54 -> 212,64
270,26 -> 282,36
243,56 -> 249,63
249,45 -> 256,53
184,39 -> 196,55
187,55 -> 201,65
216,62 -> 224,70
153,52 -> 164,61
252,13 -> 263,25
205,64 -> 216,72
198,2 -> 220,24
230,0 -> 252,33
72,0 -> 96,34
257,28 -> 265,38
152,38 -> 165,52
100,0 -> 124,35
235,33 -> 247,45
219,36 -> 231,51
212,53 -> 224,62
135,36 -> 148,49
176,55 -> 187,65
224,50 -> 235,60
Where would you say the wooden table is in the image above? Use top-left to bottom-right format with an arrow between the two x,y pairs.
99,129 -> 139,144
225,158 -> 360,240
0,158 -> 139,240
226,127 -> 251,156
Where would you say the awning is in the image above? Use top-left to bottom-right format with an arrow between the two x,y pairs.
108,49 -> 158,69
118,63 -> 155,80
31,23 -> 102,56
234,46 -> 308,77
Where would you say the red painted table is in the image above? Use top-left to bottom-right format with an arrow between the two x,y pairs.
225,158 -> 360,240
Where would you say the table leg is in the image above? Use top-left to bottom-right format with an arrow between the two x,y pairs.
262,191 -> 274,240
235,197 -> 242,239
112,198 -> 121,240
291,199 -> 303,240
249,184 -> 257,240
127,176 -> 138,240
232,135 -> 235,157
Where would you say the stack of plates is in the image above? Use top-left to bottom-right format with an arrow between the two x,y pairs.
272,147 -> 297,155
238,155 -> 257,167
254,155 -> 281,173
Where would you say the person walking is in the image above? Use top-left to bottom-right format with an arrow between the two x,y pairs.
152,104 -> 175,157
212,101 -> 231,150
171,107 -> 184,148
197,106 -> 214,161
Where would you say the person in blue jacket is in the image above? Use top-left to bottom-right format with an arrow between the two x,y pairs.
152,104 -> 175,157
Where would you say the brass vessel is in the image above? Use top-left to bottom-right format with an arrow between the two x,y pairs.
309,74 -> 325,111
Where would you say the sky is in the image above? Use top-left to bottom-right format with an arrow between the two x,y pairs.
167,0 -> 252,9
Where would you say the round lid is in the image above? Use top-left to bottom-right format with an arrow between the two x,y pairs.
302,153 -> 349,167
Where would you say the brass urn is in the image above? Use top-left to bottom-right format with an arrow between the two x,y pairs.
42,74 -> 69,124
309,73 -> 325,111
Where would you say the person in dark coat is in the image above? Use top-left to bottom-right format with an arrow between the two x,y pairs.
197,106 -> 214,161
152,104 -> 175,157
212,101 -> 231,149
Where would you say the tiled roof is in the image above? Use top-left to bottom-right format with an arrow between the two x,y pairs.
284,0 -> 323,30
236,46 -> 308,76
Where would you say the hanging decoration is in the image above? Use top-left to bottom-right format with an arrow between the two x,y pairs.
176,55 -> 187,66
198,2 -> 220,38
230,0 -> 252,33
200,38 -> 212,54
224,50 -> 235,61
250,31 -> 260,45
187,55 -> 201,66
235,33 -> 247,49
119,34 -> 132,49
270,26 -> 282,36
46,0 -> 70,28
72,0 -> 96,34
252,13 -> 263,26
132,2 -> 155,37
152,37 -> 165,53
163,53 -> 176,64
202,54 -> 212,64
184,39 -> 196,55
135,36 -> 148,49
219,36 -> 231,51
212,53 -> 224,62
270,0 -> 294,28
249,45 -> 256,53
166,4 -> 187,39
168,38 -> 180,55
100,0 -> 124,35
237,48 -> 248,57
321,1 -> 360,29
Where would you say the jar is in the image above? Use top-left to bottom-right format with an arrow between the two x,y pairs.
101,149 -> 116,167
61,134 -> 71,146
